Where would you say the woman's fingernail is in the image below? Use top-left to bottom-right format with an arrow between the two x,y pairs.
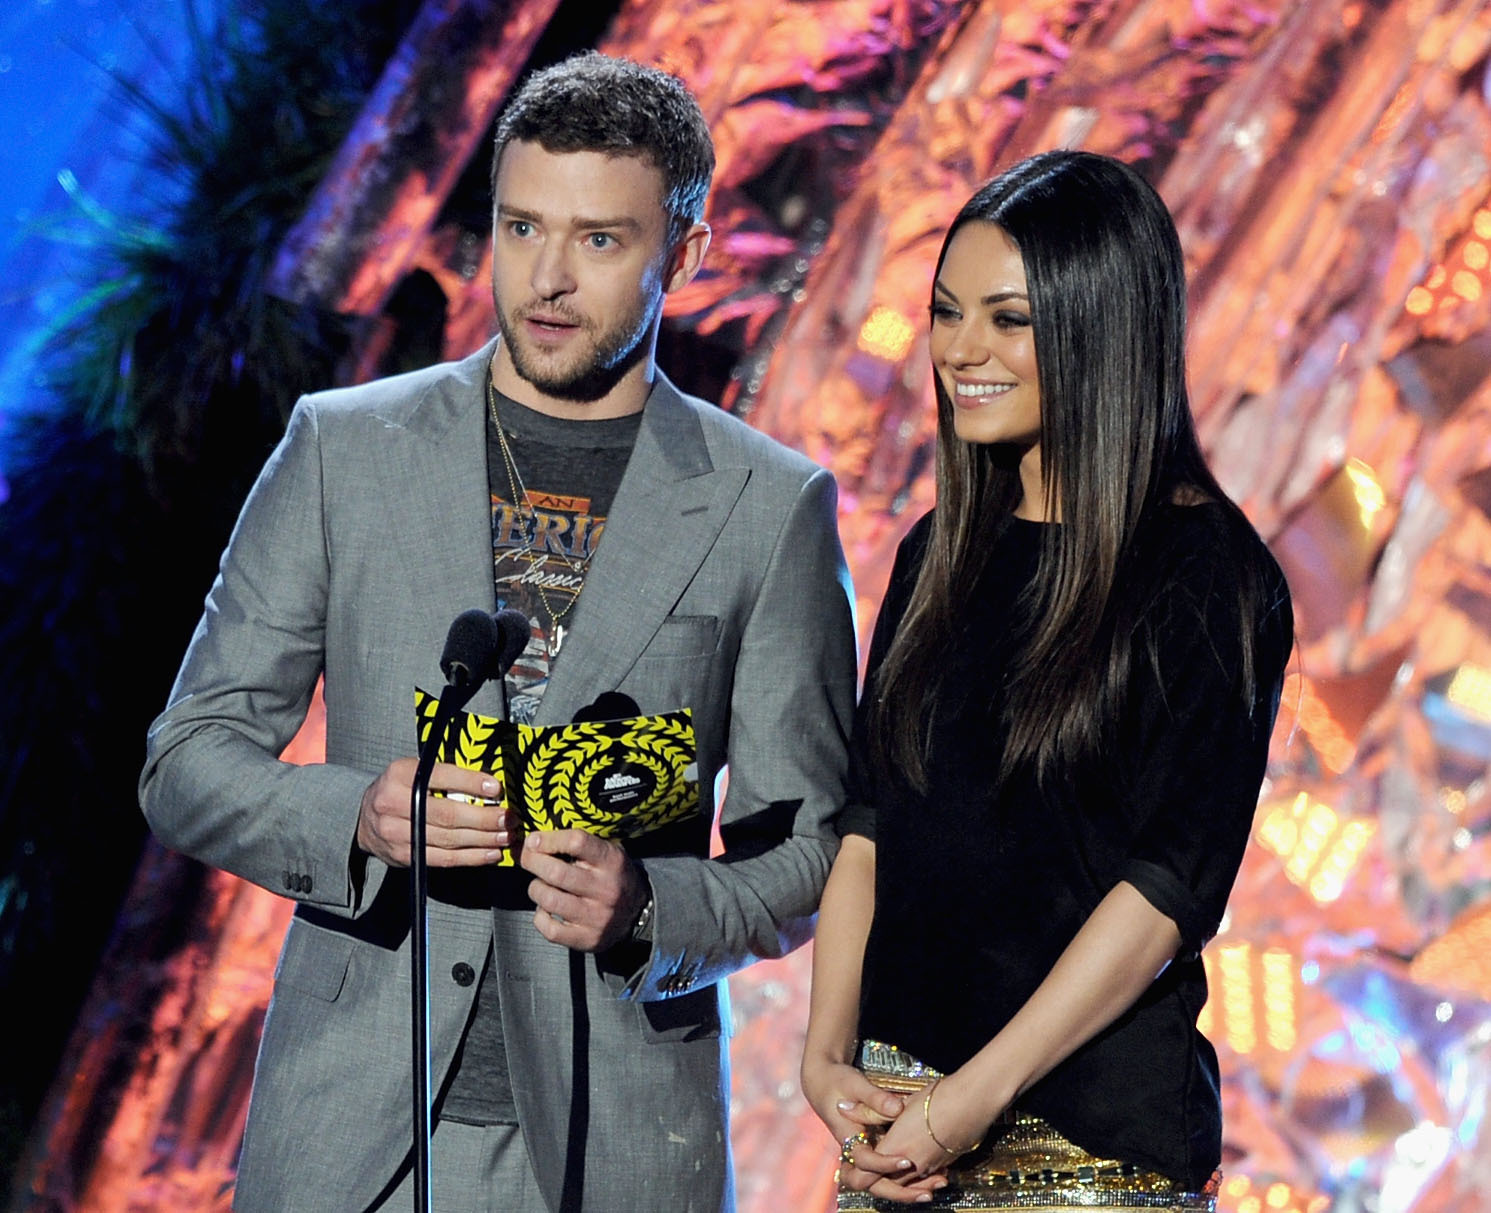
481,777 -> 499,795
836,1100 -> 856,1111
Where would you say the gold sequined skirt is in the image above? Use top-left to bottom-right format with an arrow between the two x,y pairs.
837,1041 -> 1218,1212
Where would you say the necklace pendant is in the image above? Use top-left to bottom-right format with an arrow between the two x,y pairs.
548,623 -> 567,660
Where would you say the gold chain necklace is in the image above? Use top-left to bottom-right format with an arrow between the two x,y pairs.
485,370 -> 590,658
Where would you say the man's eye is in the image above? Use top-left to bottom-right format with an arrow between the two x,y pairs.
587,233 -> 615,249
509,221 -> 534,238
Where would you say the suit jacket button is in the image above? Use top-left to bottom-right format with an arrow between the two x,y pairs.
451,963 -> 476,987
282,871 -> 294,891
300,874 -> 313,894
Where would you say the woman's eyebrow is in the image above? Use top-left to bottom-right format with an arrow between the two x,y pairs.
932,281 -> 1028,304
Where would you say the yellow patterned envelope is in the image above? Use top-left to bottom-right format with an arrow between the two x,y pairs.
414,689 -> 699,867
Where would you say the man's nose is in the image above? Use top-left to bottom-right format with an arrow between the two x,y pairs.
531,242 -> 576,299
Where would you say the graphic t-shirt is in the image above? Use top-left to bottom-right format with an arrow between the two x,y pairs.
487,389 -> 641,722
439,383 -> 642,1128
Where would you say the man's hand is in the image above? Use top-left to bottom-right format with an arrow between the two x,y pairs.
520,829 -> 647,952
357,758 -> 515,868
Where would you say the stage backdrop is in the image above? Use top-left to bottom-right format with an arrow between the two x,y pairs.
15,1 -> 1491,1210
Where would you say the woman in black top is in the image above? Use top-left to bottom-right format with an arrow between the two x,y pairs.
800,151 -> 1293,1210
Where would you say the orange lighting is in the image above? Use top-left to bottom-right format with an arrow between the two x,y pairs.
1445,664 -> 1491,721
1256,792 -> 1375,903
1344,458 -> 1386,528
1451,270 -> 1483,302
1370,83 -> 1414,145
856,305 -> 916,361
1202,945 -> 1299,1058
1411,900 -> 1491,1000
1405,198 -> 1491,328
1217,943 -> 1258,1054
1277,674 -> 1356,772
1214,1172 -> 1321,1213
1261,948 -> 1298,1052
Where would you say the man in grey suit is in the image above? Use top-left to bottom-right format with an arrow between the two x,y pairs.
140,54 -> 857,1213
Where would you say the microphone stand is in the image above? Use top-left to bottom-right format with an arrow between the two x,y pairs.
409,683 -> 473,1213
407,607 -> 525,1210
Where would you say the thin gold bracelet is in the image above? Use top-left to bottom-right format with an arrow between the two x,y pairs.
922,1078 -> 983,1157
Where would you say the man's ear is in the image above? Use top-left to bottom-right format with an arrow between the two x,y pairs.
664,222 -> 711,294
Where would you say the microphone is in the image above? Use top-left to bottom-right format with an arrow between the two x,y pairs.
440,609 -> 502,702
491,608 -> 531,679
488,608 -> 530,721
438,608 -> 530,713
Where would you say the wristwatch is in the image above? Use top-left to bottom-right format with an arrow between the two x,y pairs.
630,891 -> 655,943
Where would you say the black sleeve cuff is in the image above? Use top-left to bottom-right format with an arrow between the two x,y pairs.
835,800 -> 876,841
1119,858 -> 1215,957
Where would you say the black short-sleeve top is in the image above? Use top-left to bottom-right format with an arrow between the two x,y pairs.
842,503 -> 1293,1190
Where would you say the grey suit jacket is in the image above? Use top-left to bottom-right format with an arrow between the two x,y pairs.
139,341 -> 858,1212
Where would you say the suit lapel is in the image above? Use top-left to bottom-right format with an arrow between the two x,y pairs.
538,375 -> 747,724
367,343 -> 501,709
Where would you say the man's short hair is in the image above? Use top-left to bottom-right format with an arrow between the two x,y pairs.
491,52 -> 715,244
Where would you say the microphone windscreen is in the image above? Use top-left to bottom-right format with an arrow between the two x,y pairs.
492,609 -> 532,676
440,608 -> 501,687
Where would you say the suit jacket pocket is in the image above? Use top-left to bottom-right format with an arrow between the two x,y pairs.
638,986 -> 722,1043
274,916 -> 355,1003
642,614 -> 720,659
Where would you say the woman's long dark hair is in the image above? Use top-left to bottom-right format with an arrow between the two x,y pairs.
871,150 -> 1272,789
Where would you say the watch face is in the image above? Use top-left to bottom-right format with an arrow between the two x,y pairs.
632,896 -> 655,942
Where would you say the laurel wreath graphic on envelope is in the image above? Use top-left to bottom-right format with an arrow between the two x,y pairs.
415,689 -> 700,868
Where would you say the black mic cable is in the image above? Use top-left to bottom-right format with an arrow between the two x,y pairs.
409,608 -> 503,1213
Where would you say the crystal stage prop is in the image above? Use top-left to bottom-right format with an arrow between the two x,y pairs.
15,1 -> 1491,1209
